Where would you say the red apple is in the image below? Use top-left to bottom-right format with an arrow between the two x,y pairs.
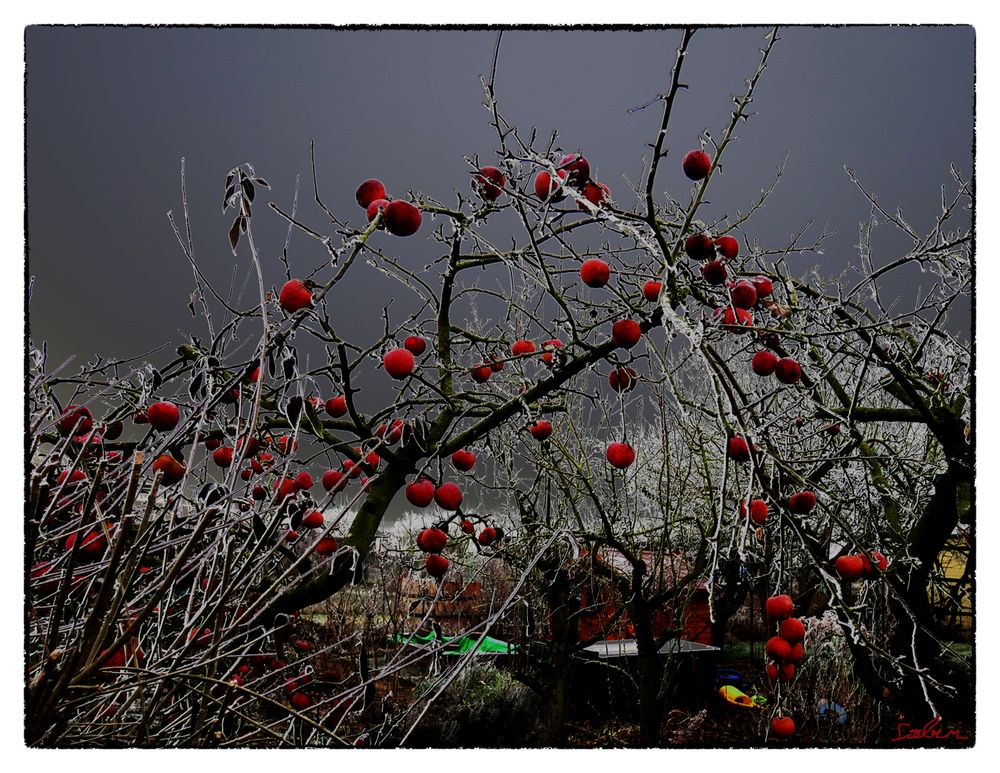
580,258 -> 611,288
740,499 -> 768,525
578,181 -> 610,210
404,336 -> 427,355
65,528 -> 108,559
152,454 -> 186,485
765,594 -> 794,620
540,339 -> 564,365
608,366 -> 639,392
511,339 -> 536,357
835,555 -> 865,582
425,553 -> 449,579
788,491 -> 817,515
606,442 -> 636,469
530,420 -> 553,441
302,511 -> 324,529
326,395 -> 348,418
786,643 -> 805,664
779,617 -> 805,644
559,153 -> 590,185
383,348 -> 416,379
713,307 -> 753,330
461,519 -> 475,535
322,469 -> 346,493
366,198 -> 390,224
434,482 -> 463,511
314,536 -> 339,555
774,358 -> 801,385
702,259 -> 728,285
765,636 -> 792,661
451,449 -> 476,472
384,200 -> 422,237
611,319 -> 642,349
534,169 -> 567,201
685,233 -> 715,260
470,365 -> 492,384
417,527 -> 448,553
726,436 -> 751,462
751,350 -> 778,376
58,405 -> 94,436
146,401 -> 180,432
752,275 -> 774,298
279,279 -> 313,313
642,280 -> 662,302
355,178 -> 387,208
714,235 -> 739,259
682,149 -> 712,180
212,446 -> 234,468
295,471 -> 313,490
730,281 -> 757,309
478,526 -> 497,546
472,166 -> 505,201
770,716 -> 795,739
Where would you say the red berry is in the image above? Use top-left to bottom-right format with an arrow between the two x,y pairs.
58,405 -> 94,436
835,555 -> 865,582
384,200 -> 422,237
302,511 -> 324,529
212,446 -> 234,468
751,350 -> 778,376
787,643 -> 805,664
460,519 -> 475,535
103,420 -> 124,441
416,527 -> 448,554
774,358 -> 802,385
788,491 -> 817,515
65,528 -> 108,559
713,306 -> 753,330
295,471 -> 313,490
325,396 -> 348,418
779,617 -> 806,644
642,280 -> 662,302
534,169 -> 567,201
714,235 -> 739,259
608,366 -> 638,393
273,477 -> 299,504
279,279 -> 313,313
404,336 -> 427,355
511,339 -> 536,357
146,401 -> 180,432
765,594 -> 794,619
559,153 -> 590,185
606,442 -> 636,469
478,526 -> 497,546
434,482 -> 463,511
366,198 -> 391,224
702,260 -> 728,285
682,149 -> 712,180
530,420 -> 553,441
383,348 -> 415,379
472,166 -> 505,201
611,319 -> 642,349
451,450 -> 476,472
685,233 -> 715,260
580,258 -> 611,288
726,437 -> 751,462
730,281 -> 757,309
405,479 -> 436,508
355,178 -> 387,209
425,554 -> 449,579
740,499 -> 768,525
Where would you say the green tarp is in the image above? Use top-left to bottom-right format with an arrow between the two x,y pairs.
394,631 -> 515,655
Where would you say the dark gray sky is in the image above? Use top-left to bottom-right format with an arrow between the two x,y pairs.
26,26 -> 973,379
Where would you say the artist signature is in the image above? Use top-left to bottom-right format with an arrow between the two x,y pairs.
891,716 -> 971,743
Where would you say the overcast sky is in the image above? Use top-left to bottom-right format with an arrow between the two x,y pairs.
26,25 -> 973,386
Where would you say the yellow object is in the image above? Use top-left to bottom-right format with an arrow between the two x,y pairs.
719,685 -> 762,709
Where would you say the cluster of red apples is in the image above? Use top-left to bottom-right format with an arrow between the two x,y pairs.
763,593 -> 806,740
